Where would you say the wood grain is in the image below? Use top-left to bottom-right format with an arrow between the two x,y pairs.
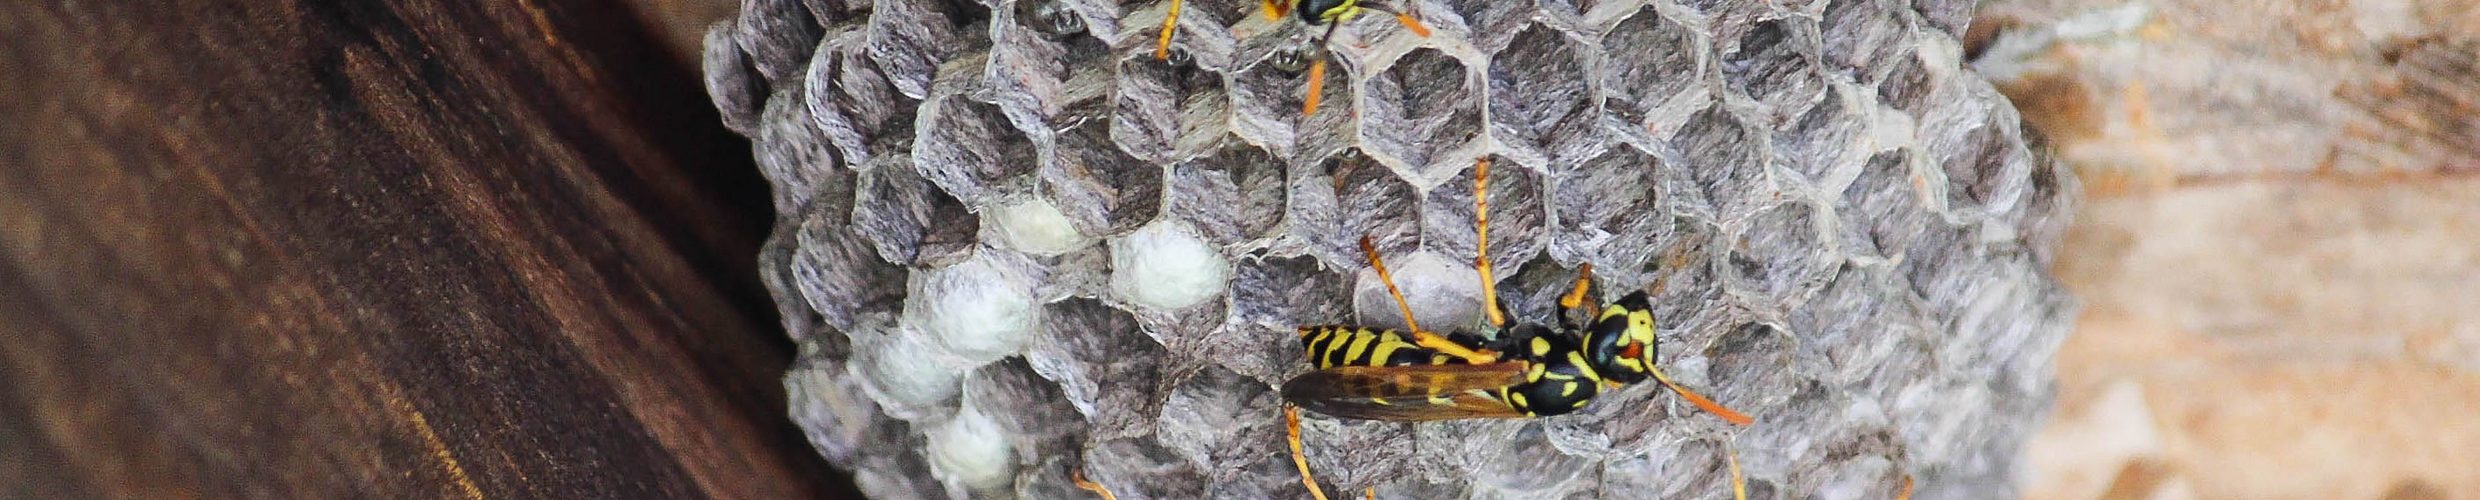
0,1 -> 852,497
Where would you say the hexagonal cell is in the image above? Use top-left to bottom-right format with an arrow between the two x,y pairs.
1639,216 -> 1726,325
904,250 -> 1047,365
987,9 -> 1112,126
1295,417 -> 1419,493
855,156 -> 979,266
1350,251 -> 1487,334
1603,438 -> 1740,500
1723,200 -> 1837,310
703,22 -> 765,133
1228,52 -> 1353,157
1287,149 -> 1421,267
1598,8 -> 1700,124
757,84 -> 846,214
1719,19 -> 1826,125
1488,26 -> 1601,166
803,0 -> 867,26
1141,0 -> 1259,71
925,403 -> 1019,495
1874,52 -> 1934,117
2011,148 -> 2075,268
1490,254 -> 1584,329
1023,298 -> 1169,438
1836,150 -> 1927,261
847,320 -> 971,421
1435,0 -> 1536,52
792,209 -> 907,332
985,195 -> 1097,255
1166,140 -> 1286,247
849,422 -> 954,500
1819,0 -> 1911,82
1701,322 -> 1798,419
737,0 -> 825,84
866,0 -> 969,99
1787,265 -> 1914,387
1664,104 -> 1775,220
1462,424 -> 1594,498
762,223 -> 834,346
1728,380 -> 1848,479
1081,437 -> 1209,500
1229,252 -> 1351,329
960,357 -> 1086,448
1772,85 -> 1866,189
1360,48 -> 1483,180
1550,145 -> 1661,258
808,34 -> 920,166
1911,0 -> 1972,37
1419,156 -> 1547,280
1045,121 -> 1165,236
1157,364 -> 1281,477
1109,220 -> 1231,313
785,355 -> 881,465
914,97 -> 1039,204
1210,454 -> 1321,499
1926,117 -> 2031,219
1112,53 -> 1232,163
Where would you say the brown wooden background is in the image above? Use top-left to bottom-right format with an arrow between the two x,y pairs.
0,0 -> 861,497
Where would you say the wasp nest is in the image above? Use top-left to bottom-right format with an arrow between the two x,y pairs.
708,0 -> 2077,496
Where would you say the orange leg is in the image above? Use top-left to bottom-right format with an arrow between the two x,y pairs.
1071,468 -> 1117,500
1724,442 -> 1748,500
1471,158 -> 1506,329
1285,405 -> 1333,500
1359,235 -> 1498,364
1154,0 -> 1182,60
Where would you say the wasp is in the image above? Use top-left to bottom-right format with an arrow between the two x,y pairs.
1150,0 -> 1431,114
1276,157 -> 1754,500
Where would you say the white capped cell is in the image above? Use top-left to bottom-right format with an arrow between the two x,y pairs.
1110,221 -> 1229,311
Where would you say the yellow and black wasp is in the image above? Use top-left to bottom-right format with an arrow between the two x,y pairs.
1151,0 -> 1431,114
1272,158 -> 1755,499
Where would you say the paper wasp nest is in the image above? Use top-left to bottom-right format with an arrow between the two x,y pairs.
707,0 -> 2077,496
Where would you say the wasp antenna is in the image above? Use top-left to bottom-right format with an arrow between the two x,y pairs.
1154,0 -> 1183,60
1071,469 -> 1117,500
1285,406 -> 1333,500
1647,364 -> 1754,426
1724,442 -> 1748,500
1472,158 -> 1506,329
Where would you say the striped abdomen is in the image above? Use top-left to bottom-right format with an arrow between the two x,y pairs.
1296,326 -> 1460,370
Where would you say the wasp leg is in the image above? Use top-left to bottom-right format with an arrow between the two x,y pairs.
1072,468 -> 1117,500
1645,364 -> 1754,426
1555,263 -> 1595,331
1154,0 -> 1183,60
1898,473 -> 1914,500
1359,235 -> 1500,364
1724,441 -> 1748,500
1470,158 -> 1507,329
1347,4 -> 1431,37
1285,405 -> 1333,500
1302,19 -> 1342,115
1260,0 -> 1287,19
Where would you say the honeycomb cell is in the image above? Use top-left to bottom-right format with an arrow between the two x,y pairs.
1112,54 -> 1231,163
1720,19 -> 1826,125
855,156 -> 979,266
1228,253 -> 1350,329
1288,149 -> 1421,267
1772,85 -> 1865,188
1724,200 -> 1837,310
1820,0 -> 1911,82
849,320 -> 969,420
914,97 -> 1038,204
1024,298 -> 1169,437
1295,417 -> 1419,493
1788,265 -> 1910,386
986,8 -> 1111,125
1702,322 -> 1799,419
1142,0 -> 1257,71
1109,220 -> 1230,312
905,250 -> 1046,365
1875,52 -> 1934,116
1836,150 -> 1926,261
804,0 -> 867,26
1045,120 -> 1165,236
986,196 -> 1096,255
1350,251 -> 1485,333
1461,424 -> 1594,498
1491,254 -> 1584,328
961,358 -> 1085,446
1208,455 -> 1319,499
866,0 -> 969,98
1665,104 -> 1774,220
1928,116 -> 2030,218
849,423 -> 953,500
1165,140 -> 1286,247
925,404 -> 1017,494
1605,438 -> 1740,500
704,22 -> 765,133
1420,156 -> 1547,276
1639,216 -> 1725,322
1435,0 -> 1535,52
807,34 -> 920,166
785,355 -> 881,464
1157,365 -> 1280,476
738,0 -> 826,84
1550,144 -> 1660,261
2013,148 -> 2076,268
1599,9 -> 1700,125
757,84 -> 845,214
1361,48 -> 1483,180
1016,457 -> 1092,500
1081,437 -> 1209,500
1488,26 -> 1600,166
1912,0 -> 1972,37
761,222 -> 835,346
1228,53 -> 1353,157
792,208 -> 907,332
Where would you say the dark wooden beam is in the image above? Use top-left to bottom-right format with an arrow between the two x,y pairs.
0,1 -> 850,497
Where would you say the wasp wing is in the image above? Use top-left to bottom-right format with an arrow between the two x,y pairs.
1279,363 -> 1530,421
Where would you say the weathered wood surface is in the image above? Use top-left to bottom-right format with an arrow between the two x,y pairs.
0,1 -> 851,497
